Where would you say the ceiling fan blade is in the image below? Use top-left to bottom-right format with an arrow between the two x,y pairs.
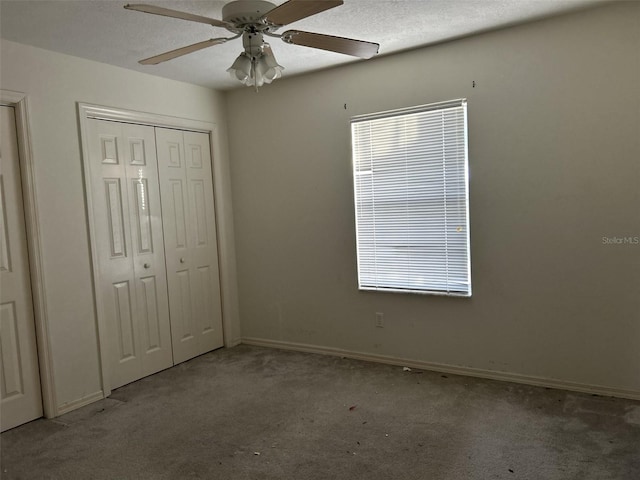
139,38 -> 228,65
124,4 -> 233,29
262,0 -> 343,26
282,30 -> 379,59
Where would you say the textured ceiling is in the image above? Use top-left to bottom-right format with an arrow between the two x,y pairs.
1,0 -> 608,90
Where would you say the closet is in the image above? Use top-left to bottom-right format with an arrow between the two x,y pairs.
84,119 -> 223,390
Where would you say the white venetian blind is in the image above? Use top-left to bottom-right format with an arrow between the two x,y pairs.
351,99 -> 471,296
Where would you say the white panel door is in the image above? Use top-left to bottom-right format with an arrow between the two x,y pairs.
156,128 -> 223,364
86,119 -> 173,389
0,105 -> 42,431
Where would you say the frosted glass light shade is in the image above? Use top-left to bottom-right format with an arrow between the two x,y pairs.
227,53 -> 252,82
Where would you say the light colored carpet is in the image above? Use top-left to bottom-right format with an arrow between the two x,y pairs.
1,345 -> 639,479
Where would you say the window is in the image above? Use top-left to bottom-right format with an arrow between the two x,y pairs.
351,99 -> 471,296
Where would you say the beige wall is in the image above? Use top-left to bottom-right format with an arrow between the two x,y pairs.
226,2 -> 640,394
0,40 -> 240,412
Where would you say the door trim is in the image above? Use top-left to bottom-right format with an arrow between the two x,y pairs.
77,103 -> 240,396
1,90 -> 57,419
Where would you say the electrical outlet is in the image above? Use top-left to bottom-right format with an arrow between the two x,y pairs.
375,312 -> 384,328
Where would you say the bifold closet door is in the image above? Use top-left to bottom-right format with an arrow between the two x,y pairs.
86,119 -> 173,389
156,128 -> 224,364
0,105 -> 43,431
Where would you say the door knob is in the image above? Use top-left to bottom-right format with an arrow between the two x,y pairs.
144,263 -> 150,269
180,258 -> 186,263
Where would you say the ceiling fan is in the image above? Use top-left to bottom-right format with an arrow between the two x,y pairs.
125,0 -> 380,89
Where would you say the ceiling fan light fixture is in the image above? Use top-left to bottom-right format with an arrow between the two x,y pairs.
227,46 -> 283,88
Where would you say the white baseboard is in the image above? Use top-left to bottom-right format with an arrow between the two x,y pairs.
241,337 -> 640,401
56,390 -> 105,416
226,337 -> 242,348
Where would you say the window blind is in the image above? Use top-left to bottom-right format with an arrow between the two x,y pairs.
351,99 -> 471,296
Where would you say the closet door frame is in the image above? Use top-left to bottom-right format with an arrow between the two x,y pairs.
78,103 -> 237,396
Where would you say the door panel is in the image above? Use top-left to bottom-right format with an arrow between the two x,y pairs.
139,275 -> 161,353
156,128 -> 223,364
0,105 -> 42,431
169,180 -> 188,248
192,180 -> 208,245
1,303 -> 23,398
132,178 -> 153,254
122,125 -> 174,378
86,119 -> 173,389
197,266 -> 214,332
113,281 -> 136,361
104,178 -> 127,258
183,131 -> 223,350
177,270 -> 194,340
156,131 -> 198,362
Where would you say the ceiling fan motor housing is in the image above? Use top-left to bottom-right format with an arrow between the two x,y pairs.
222,0 -> 277,28
242,31 -> 265,57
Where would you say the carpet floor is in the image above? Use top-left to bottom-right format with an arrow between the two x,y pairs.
1,344 -> 639,479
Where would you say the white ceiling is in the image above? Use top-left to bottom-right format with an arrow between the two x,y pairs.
1,0 -> 608,91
